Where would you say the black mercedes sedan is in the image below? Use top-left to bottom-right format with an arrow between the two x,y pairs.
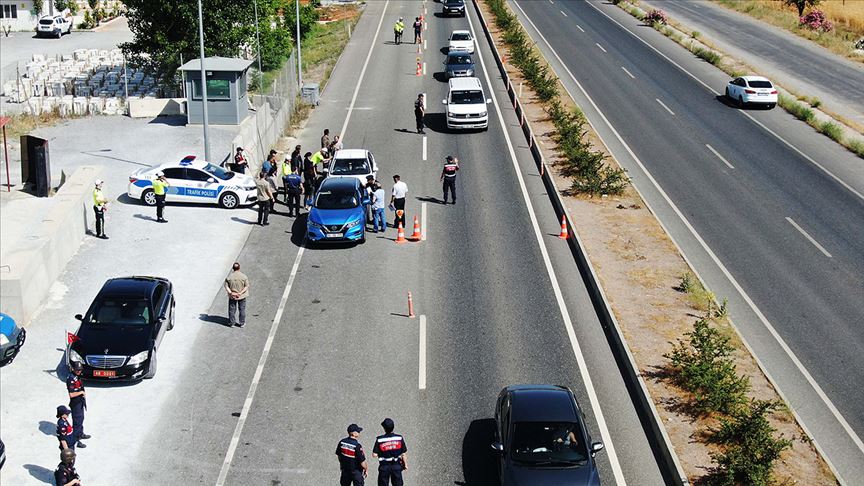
492,385 -> 605,486
66,276 -> 175,381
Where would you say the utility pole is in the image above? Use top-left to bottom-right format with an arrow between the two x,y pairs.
296,0 -> 302,88
197,0 -> 211,163
253,0 -> 263,89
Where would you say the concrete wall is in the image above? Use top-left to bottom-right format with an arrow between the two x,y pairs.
230,93 -> 291,172
128,98 -> 186,118
0,165 -> 102,325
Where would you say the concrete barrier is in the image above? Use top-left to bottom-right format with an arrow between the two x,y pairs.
471,1 -> 689,484
128,98 -> 186,118
0,166 -> 103,326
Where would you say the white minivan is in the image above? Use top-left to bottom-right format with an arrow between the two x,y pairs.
442,77 -> 491,131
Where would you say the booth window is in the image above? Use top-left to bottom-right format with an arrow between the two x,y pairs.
192,78 -> 230,100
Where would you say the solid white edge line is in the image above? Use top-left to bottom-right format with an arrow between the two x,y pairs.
339,0 -> 390,140
514,0 -> 864,468
421,202 -> 427,241
595,42 -> 607,53
215,245 -> 306,486
560,10 -> 567,17
419,315 -> 427,390
576,24 -> 585,33
217,3 -> 390,484
584,1 -> 864,203
655,98 -> 675,116
705,144 -> 735,169
423,61 -> 427,75
467,8 -> 627,486
422,136 -> 427,161
786,217 -> 833,258
620,66 -> 635,79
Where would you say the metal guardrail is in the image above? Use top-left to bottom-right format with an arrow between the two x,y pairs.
471,1 -> 690,484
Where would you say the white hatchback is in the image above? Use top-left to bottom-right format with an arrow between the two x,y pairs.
127,156 -> 258,209
449,30 -> 474,54
36,15 -> 71,38
726,76 -> 778,109
326,149 -> 378,186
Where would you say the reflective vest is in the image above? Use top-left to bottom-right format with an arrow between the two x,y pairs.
282,161 -> 291,177
93,188 -> 106,208
152,179 -> 168,195
395,21 -> 404,33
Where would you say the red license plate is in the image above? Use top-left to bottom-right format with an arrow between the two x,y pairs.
93,370 -> 116,377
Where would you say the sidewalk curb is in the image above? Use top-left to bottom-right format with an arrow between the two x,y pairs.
471,1 -> 689,484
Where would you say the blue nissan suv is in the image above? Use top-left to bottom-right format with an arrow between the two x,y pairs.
307,177 -> 368,244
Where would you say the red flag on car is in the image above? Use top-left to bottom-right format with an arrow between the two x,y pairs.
66,332 -> 79,345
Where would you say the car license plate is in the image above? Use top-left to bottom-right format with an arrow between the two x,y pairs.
325,233 -> 342,238
93,370 -> 116,377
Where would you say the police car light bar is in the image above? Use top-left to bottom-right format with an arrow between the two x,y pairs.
180,155 -> 197,166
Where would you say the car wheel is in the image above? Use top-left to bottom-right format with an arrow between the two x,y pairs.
144,351 -> 157,379
358,229 -> 366,244
725,87 -> 731,99
738,96 -> 745,108
219,192 -> 239,209
767,103 -> 776,110
142,189 -> 157,206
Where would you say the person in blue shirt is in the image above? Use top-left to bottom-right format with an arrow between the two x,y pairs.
56,405 -> 75,450
336,424 -> 368,485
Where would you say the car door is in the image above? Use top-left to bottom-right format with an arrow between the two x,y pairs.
184,168 -> 221,202
368,153 -> 377,178
499,394 -> 512,477
161,167 -> 187,201
151,284 -> 168,348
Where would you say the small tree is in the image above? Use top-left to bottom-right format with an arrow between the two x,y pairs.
87,0 -> 99,11
783,0 -> 820,17
32,0 -> 45,16
54,0 -> 69,12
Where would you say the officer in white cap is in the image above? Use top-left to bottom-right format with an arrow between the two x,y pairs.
93,179 -> 108,239
152,171 -> 170,223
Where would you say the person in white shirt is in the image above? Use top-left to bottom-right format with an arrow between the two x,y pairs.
390,175 -> 408,230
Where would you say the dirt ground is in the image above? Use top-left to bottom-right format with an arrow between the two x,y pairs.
477,1 -> 836,484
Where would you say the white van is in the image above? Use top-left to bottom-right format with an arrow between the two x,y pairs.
442,77 -> 492,131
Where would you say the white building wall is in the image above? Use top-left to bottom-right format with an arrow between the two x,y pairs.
0,1 -> 52,31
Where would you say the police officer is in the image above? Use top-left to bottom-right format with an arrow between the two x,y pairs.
440,156 -> 459,204
56,405 -> 75,451
67,362 -> 90,448
92,179 -> 108,239
285,166 -> 304,217
394,17 -> 404,44
372,418 -> 408,486
54,448 -> 81,486
336,423 -> 368,486
414,94 -> 425,134
152,171 -> 170,223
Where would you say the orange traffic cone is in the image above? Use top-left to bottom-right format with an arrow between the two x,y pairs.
396,222 -> 407,243
409,216 -> 422,240
416,61 -> 422,76
558,215 -> 569,239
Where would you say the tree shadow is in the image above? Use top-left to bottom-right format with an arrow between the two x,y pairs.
456,418 -> 498,486
23,464 -> 55,484
643,365 -> 702,423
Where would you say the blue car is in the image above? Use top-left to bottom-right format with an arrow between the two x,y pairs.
0,313 -> 26,366
307,178 -> 369,244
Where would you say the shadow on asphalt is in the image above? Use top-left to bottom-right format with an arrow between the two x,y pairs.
230,216 -> 258,225
434,12 -> 464,19
423,113 -> 449,134
417,196 -> 445,205
393,128 -> 421,135
433,72 -> 449,83
23,464 -> 54,484
456,418 -> 498,486
289,213 -> 308,248
198,313 -> 231,327
116,194 -> 142,206
38,421 -> 55,436
147,116 -> 186,126
133,213 -> 159,222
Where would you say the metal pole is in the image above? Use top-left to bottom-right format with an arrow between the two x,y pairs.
197,0 -> 212,162
253,0 -> 263,88
179,53 -> 186,98
296,0 -> 302,88
123,54 -> 129,115
2,124 -> 10,192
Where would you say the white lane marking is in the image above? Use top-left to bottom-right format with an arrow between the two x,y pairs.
786,217 -> 832,258
216,245 -> 306,486
419,315 -> 427,390
596,42 -> 607,53
422,136 -> 427,161
515,0 -> 864,465
217,3 -> 391,485
467,8 -> 627,485
423,62 -> 427,75
560,10 -> 567,17
584,2 -> 864,203
706,144 -> 735,169
424,38 -> 427,50
655,98 -> 675,116
577,24 -> 585,33
421,202 -> 427,241
339,0 -> 390,140
620,66 -> 635,79
549,0 -> 554,4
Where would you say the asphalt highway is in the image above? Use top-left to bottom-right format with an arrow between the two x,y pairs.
132,1 -> 667,485
511,0 -> 864,480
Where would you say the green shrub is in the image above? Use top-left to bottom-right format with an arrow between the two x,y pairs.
709,400 -> 792,486
693,46 -> 721,65
848,139 -> 864,159
818,120 -> 843,142
665,319 -> 750,415
677,272 -> 696,293
691,30 -> 701,39
779,94 -> 814,122
809,97 -> 821,108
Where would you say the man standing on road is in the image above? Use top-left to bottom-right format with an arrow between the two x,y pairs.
440,155 -> 459,204
372,182 -> 386,233
302,151 -> 317,208
66,362 -> 90,448
394,17 -> 404,44
255,171 -> 274,226
152,172 -> 169,223
413,17 -> 422,44
92,179 -> 108,239
225,262 -> 249,328
321,128 -> 331,150
265,150 -> 279,214
54,449 -> 81,486
56,405 -> 75,451
336,424 -> 368,486
372,418 -> 408,486
285,167 -> 304,217
390,175 -> 408,230
414,94 -> 425,134
290,144 -> 303,173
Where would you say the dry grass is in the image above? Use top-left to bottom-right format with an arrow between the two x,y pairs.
815,0 -> 864,33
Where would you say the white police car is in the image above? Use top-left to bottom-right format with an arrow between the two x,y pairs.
127,156 -> 258,209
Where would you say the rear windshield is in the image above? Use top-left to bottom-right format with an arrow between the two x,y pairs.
448,55 -> 473,65
330,158 -> 370,176
450,90 -> 484,104
40,19 -> 55,25
91,299 -> 151,326
748,80 -> 773,88
451,33 -> 471,41
316,190 -> 359,210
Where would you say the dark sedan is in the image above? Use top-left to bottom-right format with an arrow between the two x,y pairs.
492,385 -> 605,485
442,0 -> 465,16
444,52 -> 475,79
66,276 -> 175,381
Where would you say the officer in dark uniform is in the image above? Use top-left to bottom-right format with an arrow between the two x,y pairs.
54,448 -> 81,486
66,362 -> 90,448
336,423 -> 368,486
372,418 -> 408,486
440,155 -> 459,204
56,405 -> 75,451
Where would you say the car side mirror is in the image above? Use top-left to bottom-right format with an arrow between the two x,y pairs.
490,442 -> 504,453
486,99 -> 492,104
442,99 -> 448,105
74,314 -> 83,321
591,441 -> 604,455
373,164 -> 379,172
207,177 -> 216,183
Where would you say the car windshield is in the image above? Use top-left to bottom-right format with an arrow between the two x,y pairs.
203,163 -> 234,180
748,80 -> 773,88
446,0 -> 464,5
452,33 -> 471,41
330,158 -> 370,175
315,190 -> 359,209
90,299 -> 151,326
448,55 -> 472,65
511,422 -> 588,466
450,90 -> 484,104
40,18 -> 55,25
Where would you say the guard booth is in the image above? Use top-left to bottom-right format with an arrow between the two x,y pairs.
178,57 -> 254,125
